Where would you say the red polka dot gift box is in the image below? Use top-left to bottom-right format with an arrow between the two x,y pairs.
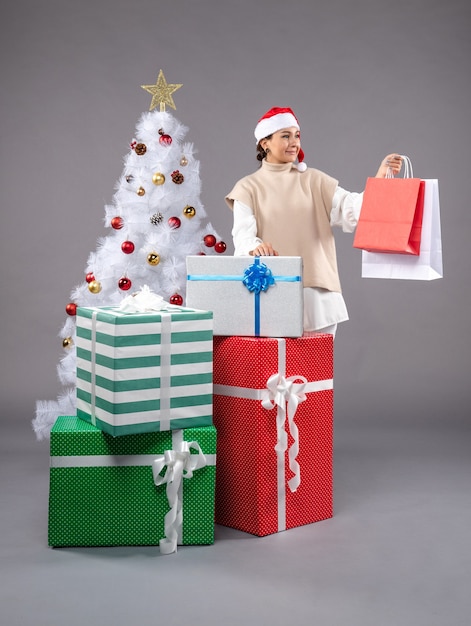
48,416 -> 216,553
213,335 -> 333,537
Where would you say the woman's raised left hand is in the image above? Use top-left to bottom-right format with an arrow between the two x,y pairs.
375,154 -> 403,178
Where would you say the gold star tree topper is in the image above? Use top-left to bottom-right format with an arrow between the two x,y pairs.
141,69 -> 183,112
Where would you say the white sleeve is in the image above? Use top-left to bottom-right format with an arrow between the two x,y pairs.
330,186 -> 364,233
232,200 -> 263,256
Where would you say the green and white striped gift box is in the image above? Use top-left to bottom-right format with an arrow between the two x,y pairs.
76,305 -> 213,436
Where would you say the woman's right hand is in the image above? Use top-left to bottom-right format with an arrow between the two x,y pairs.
250,242 -> 279,256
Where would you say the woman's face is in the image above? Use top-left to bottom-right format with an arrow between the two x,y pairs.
263,127 -> 301,165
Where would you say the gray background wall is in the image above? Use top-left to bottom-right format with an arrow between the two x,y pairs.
1,0 -> 470,429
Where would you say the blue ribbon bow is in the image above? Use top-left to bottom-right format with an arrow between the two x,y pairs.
242,259 -> 275,294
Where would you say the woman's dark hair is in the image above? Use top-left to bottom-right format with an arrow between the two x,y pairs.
256,135 -> 272,164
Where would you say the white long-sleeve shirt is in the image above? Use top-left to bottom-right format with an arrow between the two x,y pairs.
232,187 -> 363,331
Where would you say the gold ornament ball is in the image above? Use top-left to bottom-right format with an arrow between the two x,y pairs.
183,205 -> 196,218
180,155 -> 188,166
88,280 -> 102,294
152,172 -> 165,185
137,186 -> 146,196
147,252 -> 161,266
62,336 -> 73,349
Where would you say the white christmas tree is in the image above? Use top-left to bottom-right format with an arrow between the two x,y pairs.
33,70 -> 226,440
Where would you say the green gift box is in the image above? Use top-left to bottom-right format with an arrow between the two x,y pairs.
48,416 -> 217,552
76,305 -> 213,436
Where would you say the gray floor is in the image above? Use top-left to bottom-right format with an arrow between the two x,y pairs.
1,411 -> 470,626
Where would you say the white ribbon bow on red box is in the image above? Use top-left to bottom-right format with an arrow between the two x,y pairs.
261,373 -> 307,493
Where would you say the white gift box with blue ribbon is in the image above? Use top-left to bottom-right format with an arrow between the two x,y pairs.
186,256 -> 303,338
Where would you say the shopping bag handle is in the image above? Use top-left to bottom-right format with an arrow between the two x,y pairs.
386,155 -> 414,179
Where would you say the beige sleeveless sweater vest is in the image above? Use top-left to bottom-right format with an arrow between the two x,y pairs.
225,160 -> 341,292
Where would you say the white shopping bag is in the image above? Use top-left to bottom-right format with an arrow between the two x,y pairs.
360,179 -> 442,280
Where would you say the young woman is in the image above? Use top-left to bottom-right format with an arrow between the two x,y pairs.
225,106 -> 402,336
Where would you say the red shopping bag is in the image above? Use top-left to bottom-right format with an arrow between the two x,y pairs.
360,179 -> 443,281
353,171 -> 425,256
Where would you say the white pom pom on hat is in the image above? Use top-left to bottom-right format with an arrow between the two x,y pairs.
296,151 -> 307,172
254,106 -> 307,172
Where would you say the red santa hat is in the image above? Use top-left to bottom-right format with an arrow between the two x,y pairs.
254,106 -> 307,172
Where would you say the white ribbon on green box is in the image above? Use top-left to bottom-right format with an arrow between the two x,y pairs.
152,430 -> 212,554
213,338 -> 333,533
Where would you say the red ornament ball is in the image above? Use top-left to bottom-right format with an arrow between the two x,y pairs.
111,216 -> 124,230
65,302 -> 77,316
168,216 -> 181,229
85,272 -> 95,283
118,277 -> 132,291
159,134 -> 172,146
121,240 -> 135,254
215,241 -> 227,254
169,293 -> 183,306
203,234 -> 216,247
